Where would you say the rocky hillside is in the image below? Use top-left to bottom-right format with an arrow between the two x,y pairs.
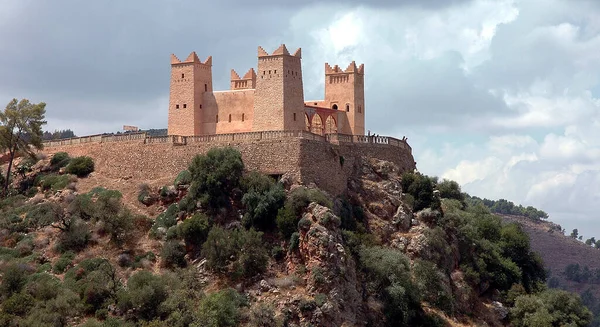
0,149 -> 592,327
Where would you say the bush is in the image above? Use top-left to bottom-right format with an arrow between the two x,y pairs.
241,172 -> 285,230
118,270 -> 167,321
39,174 -> 73,191
187,147 -> 244,211
65,156 -> 95,177
178,213 -> 211,250
360,246 -> 421,325
197,288 -> 245,327
0,263 -> 29,297
137,183 -> 157,206
57,218 -> 90,252
271,246 -> 285,261
413,260 -> 453,313
50,152 -> 71,168
511,289 -> 592,327
24,202 -> 62,228
289,232 -> 300,252
161,240 -> 187,268
150,204 -> 180,239
53,251 -> 76,273
2,292 -> 34,316
201,227 -> 268,278
174,170 -> 192,187
276,207 -> 298,239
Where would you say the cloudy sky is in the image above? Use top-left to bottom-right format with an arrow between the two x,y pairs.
2,0 -> 600,238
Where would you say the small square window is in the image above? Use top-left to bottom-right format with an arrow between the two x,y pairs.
200,104 -> 203,109
183,104 -> 187,109
176,104 -> 179,109
293,113 -> 297,121
181,73 -> 185,78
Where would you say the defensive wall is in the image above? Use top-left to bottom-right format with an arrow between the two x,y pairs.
41,131 -> 415,196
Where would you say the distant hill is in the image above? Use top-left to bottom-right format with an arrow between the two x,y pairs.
498,214 -> 600,324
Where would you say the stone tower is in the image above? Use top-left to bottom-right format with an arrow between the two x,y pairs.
324,62 -> 365,135
252,44 -> 305,132
168,52 -> 213,136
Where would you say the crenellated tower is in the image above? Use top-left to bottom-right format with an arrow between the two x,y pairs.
168,52 -> 213,136
253,44 -> 305,132
230,68 -> 257,90
324,61 -> 365,135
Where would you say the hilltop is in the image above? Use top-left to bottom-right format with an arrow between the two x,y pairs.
0,148 -> 592,326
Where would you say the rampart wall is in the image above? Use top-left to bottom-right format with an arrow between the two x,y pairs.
41,131 -> 415,196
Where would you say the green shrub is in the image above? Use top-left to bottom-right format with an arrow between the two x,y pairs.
53,251 -> 76,273
289,232 -> 300,252
50,152 -> 71,168
276,206 -> 298,239
178,213 -> 211,250
360,246 -> 421,325
24,202 -> 62,228
174,170 -> 192,186
1,263 -> 29,296
161,240 -> 187,268
201,227 -> 268,278
413,260 -> 453,314
271,246 -> 285,261
2,292 -> 34,316
150,204 -> 180,239
187,147 -> 244,211
57,218 -> 90,252
298,217 -> 312,231
117,270 -> 167,321
511,289 -> 592,327
241,172 -> 285,230
137,183 -> 157,206
315,293 -> 327,307
65,156 -> 95,177
197,288 -> 245,327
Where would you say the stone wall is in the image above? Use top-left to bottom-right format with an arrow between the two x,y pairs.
203,89 -> 255,134
41,134 -> 415,196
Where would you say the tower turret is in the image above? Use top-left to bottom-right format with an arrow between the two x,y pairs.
252,44 -> 305,132
167,52 -> 213,136
323,61 -> 365,135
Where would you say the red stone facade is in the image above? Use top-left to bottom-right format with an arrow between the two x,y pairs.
168,44 -> 365,137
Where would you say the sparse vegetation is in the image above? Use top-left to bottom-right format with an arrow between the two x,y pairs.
65,156 -> 95,177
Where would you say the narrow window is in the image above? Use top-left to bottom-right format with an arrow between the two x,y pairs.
269,70 -> 271,74
274,70 -> 277,74
242,113 -> 245,122
229,114 -> 232,122
293,113 -> 297,121
204,84 -> 208,92
183,104 -> 187,109
358,105 -> 362,113
181,73 -> 185,78
199,104 -> 202,109
346,104 -> 350,112
176,104 -> 180,109
216,115 -> 218,123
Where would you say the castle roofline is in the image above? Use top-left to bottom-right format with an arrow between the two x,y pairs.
258,44 -> 302,58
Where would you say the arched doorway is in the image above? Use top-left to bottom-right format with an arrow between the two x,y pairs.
311,114 -> 324,135
325,115 -> 337,134
304,113 -> 311,131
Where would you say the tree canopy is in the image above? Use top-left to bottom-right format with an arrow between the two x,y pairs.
0,99 -> 47,194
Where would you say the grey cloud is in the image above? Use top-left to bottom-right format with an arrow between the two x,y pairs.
226,0 -> 473,9
365,51 -> 511,132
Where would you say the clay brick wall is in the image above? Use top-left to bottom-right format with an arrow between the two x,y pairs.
41,136 -> 414,197
202,90 -> 255,134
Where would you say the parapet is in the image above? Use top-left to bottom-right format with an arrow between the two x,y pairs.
230,68 -> 257,90
171,51 -> 212,66
325,61 -> 364,75
258,44 -> 302,58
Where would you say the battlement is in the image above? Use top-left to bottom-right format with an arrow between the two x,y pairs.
230,68 -> 257,90
325,61 -> 364,75
171,51 -> 212,67
258,44 -> 302,58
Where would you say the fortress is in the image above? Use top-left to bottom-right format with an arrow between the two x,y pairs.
41,44 -> 415,196
168,44 -> 364,137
